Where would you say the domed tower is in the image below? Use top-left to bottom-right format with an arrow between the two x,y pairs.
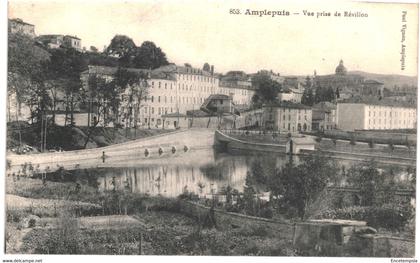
335,59 -> 347,75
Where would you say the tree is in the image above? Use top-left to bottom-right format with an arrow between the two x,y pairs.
46,48 -> 88,126
302,87 -> 314,106
114,68 -> 149,134
83,75 -> 119,147
132,41 -> 169,69
314,85 -> 335,104
105,35 -> 136,58
243,172 -> 256,215
8,33 -> 50,122
269,152 -> 339,219
203,63 -> 210,72
346,160 -> 382,206
251,74 -> 281,105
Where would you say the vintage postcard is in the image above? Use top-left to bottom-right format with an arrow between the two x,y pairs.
2,0 -> 419,261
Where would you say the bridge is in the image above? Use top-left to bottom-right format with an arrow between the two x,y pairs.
7,128 -> 216,175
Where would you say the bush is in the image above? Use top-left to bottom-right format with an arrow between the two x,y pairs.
318,204 -> 413,230
258,207 -> 273,219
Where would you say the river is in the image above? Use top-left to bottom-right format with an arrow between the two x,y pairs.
39,147 -> 412,198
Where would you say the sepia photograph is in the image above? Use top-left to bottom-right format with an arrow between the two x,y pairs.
2,0 -> 419,260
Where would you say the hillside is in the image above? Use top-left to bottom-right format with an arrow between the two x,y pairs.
286,71 -> 418,89
348,71 -> 418,89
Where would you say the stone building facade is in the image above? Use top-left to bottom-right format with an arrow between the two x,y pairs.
9,18 -> 35,38
337,102 -> 417,131
263,101 -> 312,133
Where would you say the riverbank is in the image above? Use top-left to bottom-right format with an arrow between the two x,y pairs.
7,121 -> 172,151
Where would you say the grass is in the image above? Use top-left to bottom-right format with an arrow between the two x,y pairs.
20,211 -> 296,255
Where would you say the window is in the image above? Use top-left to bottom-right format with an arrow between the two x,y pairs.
158,96 -> 160,103
165,83 -> 167,89
151,96 -> 154,103
152,107 -> 154,114
158,82 -> 161,88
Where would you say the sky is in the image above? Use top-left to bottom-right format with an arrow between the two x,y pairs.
8,0 -> 419,76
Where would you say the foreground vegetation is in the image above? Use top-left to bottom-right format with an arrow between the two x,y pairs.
5,150 -> 415,255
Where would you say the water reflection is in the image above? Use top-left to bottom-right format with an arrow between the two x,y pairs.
97,151 -> 295,197
40,147 -> 411,198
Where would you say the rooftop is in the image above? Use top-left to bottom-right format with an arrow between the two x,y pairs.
82,65 -> 177,81
9,18 -> 34,26
313,101 -> 337,111
363,79 -> 383,85
154,64 -> 216,77
65,35 -> 81,40
338,96 -> 416,108
263,101 -> 312,110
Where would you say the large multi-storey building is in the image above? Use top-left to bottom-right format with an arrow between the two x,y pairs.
337,102 -> 417,131
142,64 -> 220,128
81,64 -> 224,128
219,71 -> 255,106
9,18 -> 35,38
263,101 -> 312,133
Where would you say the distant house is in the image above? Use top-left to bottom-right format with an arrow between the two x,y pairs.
36,34 -> 64,49
201,94 -> 236,115
362,79 -> 384,97
36,34 -> 82,51
286,137 -> 315,154
312,101 -> 337,131
9,18 -> 35,38
262,101 -> 312,133
278,87 -> 304,103
63,35 -> 82,51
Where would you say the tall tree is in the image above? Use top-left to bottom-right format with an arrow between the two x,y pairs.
46,48 -> 88,126
132,41 -> 169,69
8,33 -> 50,122
105,35 -> 137,58
203,63 -> 211,72
251,74 -> 281,105
113,68 -> 149,133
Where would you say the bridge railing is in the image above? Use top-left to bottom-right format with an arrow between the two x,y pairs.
220,129 -> 287,137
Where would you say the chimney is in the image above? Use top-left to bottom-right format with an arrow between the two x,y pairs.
210,65 -> 214,75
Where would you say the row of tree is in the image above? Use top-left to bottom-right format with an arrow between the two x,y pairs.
301,76 -> 339,106
8,32 -> 171,150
